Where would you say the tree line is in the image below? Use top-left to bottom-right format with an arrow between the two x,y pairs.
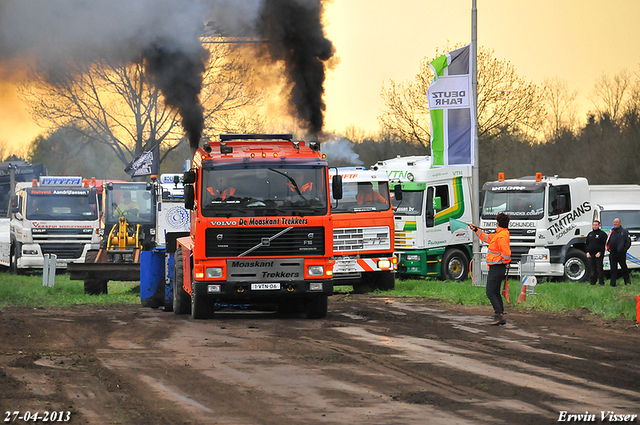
4,43 -> 640,186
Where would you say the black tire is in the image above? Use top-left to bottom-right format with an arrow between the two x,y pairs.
564,249 -> 589,282
84,279 -> 108,295
191,281 -> 213,320
305,295 -> 328,319
83,250 -> 108,295
376,271 -> 396,291
173,249 -> 190,315
441,248 -> 469,281
354,272 -> 376,293
10,243 -> 26,275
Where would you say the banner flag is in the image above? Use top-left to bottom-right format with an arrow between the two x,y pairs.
124,144 -> 160,177
427,44 -> 475,167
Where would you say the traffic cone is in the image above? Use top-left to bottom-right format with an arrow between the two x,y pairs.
501,275 -> 510,303
636,295 -> 640,323
517,284 -> 527,303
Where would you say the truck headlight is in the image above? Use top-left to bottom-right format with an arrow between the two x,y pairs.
150,228 -> 156,235
23,249 -> 38,255
206,267 -> 223,278
532,254 -> 548,261
309,282 -> 323,291
207,285 -> 221,293
307,265 -> 324,276
377,259 -> 391,269
406,254 -> 420,261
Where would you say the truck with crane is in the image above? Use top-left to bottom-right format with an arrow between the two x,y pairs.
173,134 -> 337,319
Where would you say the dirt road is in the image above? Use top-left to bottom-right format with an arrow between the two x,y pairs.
1,295 -> 639,424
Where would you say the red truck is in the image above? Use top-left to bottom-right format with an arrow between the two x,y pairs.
173,134 -> 337,319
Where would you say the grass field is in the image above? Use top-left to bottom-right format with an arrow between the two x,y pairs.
1,271 -> 639,321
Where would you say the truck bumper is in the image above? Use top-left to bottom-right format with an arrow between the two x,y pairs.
193,279 -> 333,301
17,243 -> 95,270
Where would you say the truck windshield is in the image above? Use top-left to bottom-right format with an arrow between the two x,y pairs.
104,184 -> 154,224
482,191 -> 545,220
26,189 -> 98,221
601,211 -> 640,230
201,166 -> 327,216
392,190 -> 423,216
331,181 -> 390,213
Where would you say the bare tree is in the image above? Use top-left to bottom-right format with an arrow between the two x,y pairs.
20,43 -> 264,168
589,69 -> 633,121
541,77 -> 579,138
379,46 -> 545,148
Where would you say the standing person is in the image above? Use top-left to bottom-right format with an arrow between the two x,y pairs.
469,212 -> 511,326
585,220 -> 607,286
607,217 -> 632,286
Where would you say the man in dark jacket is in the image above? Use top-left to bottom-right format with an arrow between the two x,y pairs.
607,218 -> 632,287
585,220 -> 607,285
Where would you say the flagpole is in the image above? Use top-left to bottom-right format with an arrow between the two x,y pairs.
471,0 -> 480,279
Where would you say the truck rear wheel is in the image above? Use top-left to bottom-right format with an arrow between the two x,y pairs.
305,295 -> 328,319
172,249 -> 190,315
376,271 -> 396,291
442,248 -> 469,281
564,249 -> 588,282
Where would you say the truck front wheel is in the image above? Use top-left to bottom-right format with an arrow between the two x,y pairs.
564,249 -> 588,282
442,248 -> 469,281
172,249 -> 191,315
191,283 -> 213,320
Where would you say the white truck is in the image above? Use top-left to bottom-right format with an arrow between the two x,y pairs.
372,156 -> 474,281
5,176 -> 100,273
480,173 -> 594,281
590,185 -> 640,271
329,167 -> 397,291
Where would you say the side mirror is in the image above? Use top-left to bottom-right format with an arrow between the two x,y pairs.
425,187 -> 435,228
15,212 -> 23,221
183,170 -> 196,184
393,184 -> 403,201
184,185 -> 195,210
433,196 -> 442,210
557,194 -> 567,211
332,175 -> 343,200
88,188 -> 98,205
10,195 -> 20,214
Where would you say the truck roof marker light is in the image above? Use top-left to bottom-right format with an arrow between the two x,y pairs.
498,173 -> 505,181
536,172 -> 542,182
273,152 -> 278,158
91,177 -> 96,186
32,179 -> 38,187
83,179 -> 89,187
322,154 -> 326,159
250,152 -> 255,158
262,152 -> 267,158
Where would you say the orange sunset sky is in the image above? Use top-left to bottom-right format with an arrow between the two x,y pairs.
1,0 -> 639,154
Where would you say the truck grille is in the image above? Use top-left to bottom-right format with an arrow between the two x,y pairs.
206,227 -> 325,257
334,226 -> 391,252
40,244 -> 85,259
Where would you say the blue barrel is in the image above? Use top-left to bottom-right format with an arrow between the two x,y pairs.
140,248 -> 166,307
164,252 -> 174,308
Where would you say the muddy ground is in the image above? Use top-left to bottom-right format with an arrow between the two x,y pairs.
1,295 -> 639,425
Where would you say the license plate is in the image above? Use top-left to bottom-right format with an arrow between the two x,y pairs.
251,283 -> 281,290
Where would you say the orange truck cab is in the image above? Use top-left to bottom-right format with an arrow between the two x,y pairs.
174,134 -> 336,319
330,167 -> 397,291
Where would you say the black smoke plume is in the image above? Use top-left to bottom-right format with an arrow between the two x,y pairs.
143,42 -> 208,151
257,0 -> 335,136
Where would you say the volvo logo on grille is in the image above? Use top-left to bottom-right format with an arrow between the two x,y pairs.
308,233 -> 314,239
261,237 -> 270,246
216,234 -> 223,241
